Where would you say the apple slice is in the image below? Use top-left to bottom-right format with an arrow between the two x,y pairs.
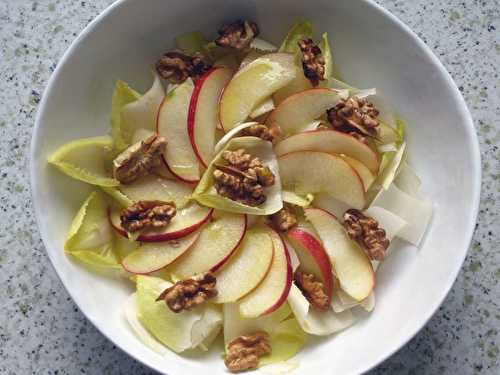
168,211 -> 247,278
188,68 -> 233,167
122,228 -> 201,274
214,229 -> 274,303
274,129 -> 379,173
109,203 -> 212,242
286,227 -> 334,302
219,53 -> 296,132
278,151 -> 365,209
238,227 -> 293,317
273,67 -> 312,105
157,79 -> 200,182
266,88 -> 341,138
341,155 -> 375,191
119,175 -> 193,209
304,207 -> 374,301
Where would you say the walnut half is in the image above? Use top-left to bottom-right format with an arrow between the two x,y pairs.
213,149 -> 275,207
224,331 -> 271,373
156,272 -> 217,313
343,209 -> 389,261
120,200 -> 176,233
215,20 -> 259,50
294,271 -> 330,311
298,38 -> 325,86
240,124 -> 281,144
270,206 -> 297,232
327,97 -> 380,142
155,51 -> 212,84
113,135 -> 167,184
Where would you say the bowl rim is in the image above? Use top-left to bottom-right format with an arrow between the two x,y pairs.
30,0 -> 481,373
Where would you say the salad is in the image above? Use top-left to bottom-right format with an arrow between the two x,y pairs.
48,20 -> 433,372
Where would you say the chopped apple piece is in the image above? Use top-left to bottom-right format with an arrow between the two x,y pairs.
239,227 -> 293,317
278,151 -> 365,209
287,227 -> 334,302
214,229 -> 274,303
188,68 -> 233,167
168,211 -> 247,278
274,129 -> 379,173
122,228 -> 201,274
157,79 -> 200,182
109,203 -> 212,242
266,88 -> 341,138
249,97 -> 275,119
119,175 -> 193,209
219,53 -> 296,132
305,208 -> 374,301
273,68 -> 312,105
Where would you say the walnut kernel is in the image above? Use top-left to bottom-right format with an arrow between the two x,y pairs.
294,271 -> 330,311
224,331 -> 271,372
240,124 -> 280,143
155,51 -> 212,84
156,272 -> 217,313
120,200 -> 176,233
327,97 -> 380,141
215,20 -> 259,50
298,38 -> 325,86
343,209 -> 389,260
113,135 -> 167,184
270,206 -> 297,232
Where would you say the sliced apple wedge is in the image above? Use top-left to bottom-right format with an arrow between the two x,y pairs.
188,68 -> 233,167
119,175 -> 193,209
287,227 -> 334,302
278,151 -> 365,209
274,129 -> 379,173
238,227 -> 293,317
266,88 -> 341,137
341,155 -> 375,191
157,79 -> 200,182
219,53 -> 296,132
168,211 -> 247,278
122,228 -> 201,274
305,207 -> 374,301
273,67 -> 312,105
214,229 -> 274,303
109,203 -> 212,242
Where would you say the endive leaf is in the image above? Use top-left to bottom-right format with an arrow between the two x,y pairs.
111,81 -> 141,151
48,136 -> 118,187
64,191 -> 119,268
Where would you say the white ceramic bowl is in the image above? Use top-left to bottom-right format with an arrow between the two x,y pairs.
30,0 -> 481,374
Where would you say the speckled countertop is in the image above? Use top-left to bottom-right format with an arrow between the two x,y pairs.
0,0 -> 498,374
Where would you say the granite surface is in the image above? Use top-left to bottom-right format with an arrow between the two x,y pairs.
0,0 -> 498,374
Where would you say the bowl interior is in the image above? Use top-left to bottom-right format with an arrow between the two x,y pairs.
31,0 -> 480,374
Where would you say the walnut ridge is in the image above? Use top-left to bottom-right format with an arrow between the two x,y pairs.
215,20 -> 259,50
343,209 -> 390,261
224,331 -> 271,372
156,272 -> 217,313
120,200 -> 176,233
213,149 -> 275,206
113,135 -> 167,184
298,38 -> 325,86
155,51 -> 212,84
327,97 -> 380,142
294,271 -> 330,310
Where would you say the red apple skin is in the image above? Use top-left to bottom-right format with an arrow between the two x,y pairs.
187,67 -> 232,167
108,207 -> 213,243
261,227 -> 293,315
209,215 -> 248,273
287,227 -> 334,301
